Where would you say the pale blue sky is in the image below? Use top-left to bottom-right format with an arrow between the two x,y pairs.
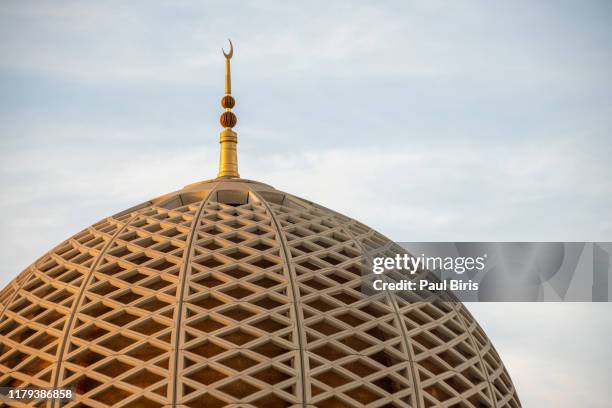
1,1 -> 611,406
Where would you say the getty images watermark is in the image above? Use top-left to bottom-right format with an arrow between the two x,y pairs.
362,242 -> 611,302
372,252 -> 487,292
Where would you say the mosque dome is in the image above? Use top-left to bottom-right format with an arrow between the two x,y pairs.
0,41 -> 520,408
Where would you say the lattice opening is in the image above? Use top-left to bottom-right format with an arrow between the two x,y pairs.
221,305 -> 256,321
187,365 -> 227,385
188,340 -> 227,358
127,342 -> 165,361
219,353 -> 258,371
220,328 -> 258,346
345,385 -> 381,404
189,317 -> 225,333
92,385 -> 132,405
219,378 -> 259,398
72,375 -> 103,394
216,190 -> 249,205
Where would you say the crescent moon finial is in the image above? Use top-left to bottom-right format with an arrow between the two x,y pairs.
218,39 -> 239,178
222,39 -> 233,60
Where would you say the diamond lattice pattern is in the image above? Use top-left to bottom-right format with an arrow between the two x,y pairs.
0,180 -> 520,408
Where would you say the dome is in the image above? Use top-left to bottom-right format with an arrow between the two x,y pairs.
0,178 -> 519,408
0,41 -> 520,408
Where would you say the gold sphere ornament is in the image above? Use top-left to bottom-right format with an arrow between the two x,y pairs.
221,95 -> 235,109
220,111 -> 237,128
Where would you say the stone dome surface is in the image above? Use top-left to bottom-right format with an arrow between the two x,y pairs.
0,178 -> 520,408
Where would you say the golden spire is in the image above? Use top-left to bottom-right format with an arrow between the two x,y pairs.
217,39 -> 239,178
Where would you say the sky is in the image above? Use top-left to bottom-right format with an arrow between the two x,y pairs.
0,0 -> 611,406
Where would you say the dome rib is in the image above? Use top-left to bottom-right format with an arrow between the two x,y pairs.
448,302 -> 498,407
330,213 -> 423,407
249,187 -> 308,406
260,193 -> 415,406
50,208 -> 149,404
170,181 -> 220,406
